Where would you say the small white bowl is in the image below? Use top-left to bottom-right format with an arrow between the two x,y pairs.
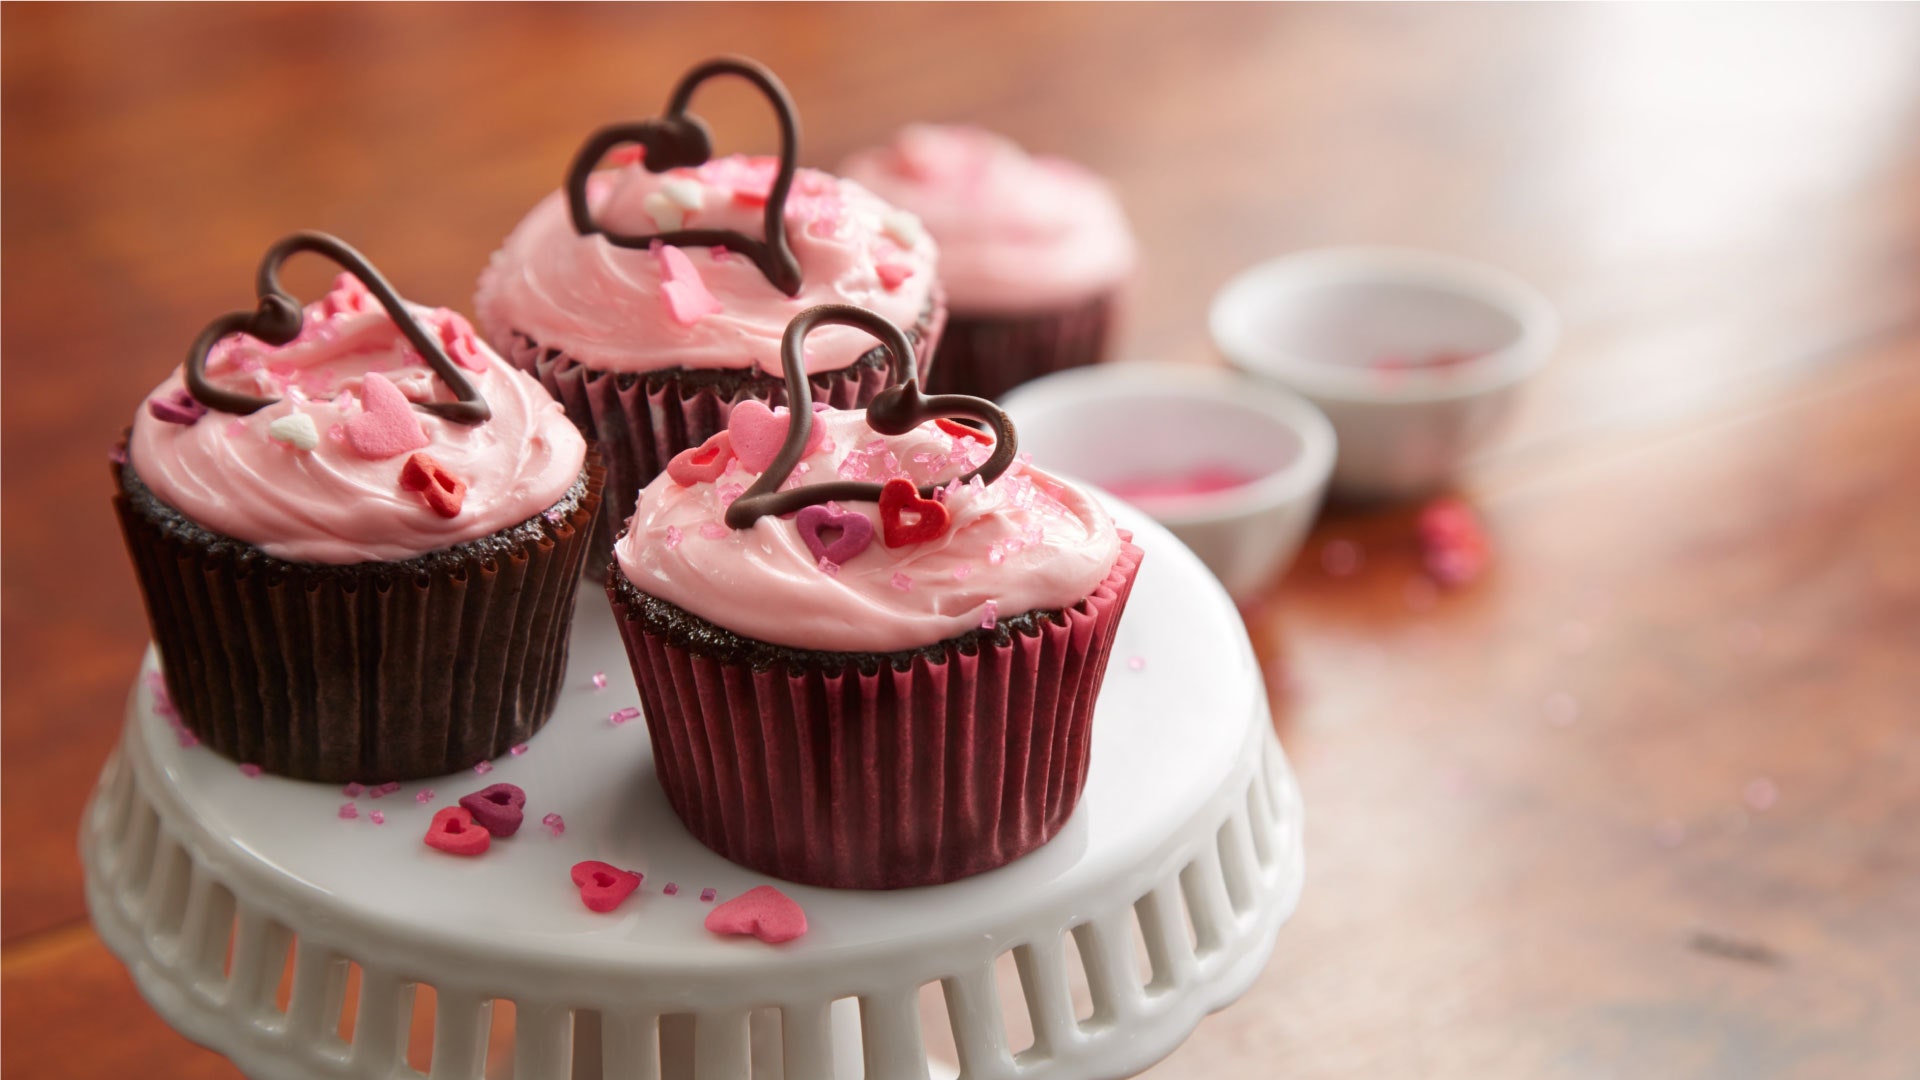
1001,363 -> 1335,603
1209,246 -> 1558,498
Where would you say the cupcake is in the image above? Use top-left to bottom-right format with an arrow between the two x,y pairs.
607,305 -> 1141,889
475,56 -> 945,569
841,124 -> 1136,401
115,231 -> 603,783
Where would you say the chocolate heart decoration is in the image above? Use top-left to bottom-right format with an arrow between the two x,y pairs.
723,304 -> 1018,530
564,56 -> 803,296
182,231 -> 491,424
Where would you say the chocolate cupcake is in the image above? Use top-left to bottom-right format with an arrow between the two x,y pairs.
842,124 -> 1136,400
607,306 -> 1141,889
475,57 -> 946,570
115,232 -> 602,782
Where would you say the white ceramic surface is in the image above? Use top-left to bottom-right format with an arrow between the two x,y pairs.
1209,246 -> 1557,498
81,506 -> 1303,1080
1002,363 -> 1335,603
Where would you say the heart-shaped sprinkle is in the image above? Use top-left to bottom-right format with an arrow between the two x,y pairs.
657,245 -> 723,327
345,372 -> 429,460
148,388 -> 207,426
267,412 -> 319,450
320,272 -> 374,318
660,177 -> 706,212
875,262 -> 914,291
728,400 -> 824,474
643,191 -> 687,232
796,504 -> 874,566
436,310 -> 489,372
400,452 -> 467,518
666,432 -> 734,486
457,782 -> 527,838
704,885 -> 807,944
878,477 -> 950,547
570,860 -> 643,913
424,806 -> 489,856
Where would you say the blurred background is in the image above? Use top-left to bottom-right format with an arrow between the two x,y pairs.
4,4 -> 1918,1077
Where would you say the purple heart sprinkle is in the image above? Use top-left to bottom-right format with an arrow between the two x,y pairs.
796,504 -> 874,566
458,782 -> 527,838
147,388 -> 208,426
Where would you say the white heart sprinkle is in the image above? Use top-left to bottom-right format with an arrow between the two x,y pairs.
267,412 -> 319,451
644,192 -> 685,232
660,178 -> 706,212
883,209 -> 927,249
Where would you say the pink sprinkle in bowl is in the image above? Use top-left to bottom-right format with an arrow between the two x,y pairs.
1001,362 -> 1335,603
1209,246 -> 1557,498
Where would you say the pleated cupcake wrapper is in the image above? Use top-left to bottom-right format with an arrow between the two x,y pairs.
608,536 -> 1142,890
506,297 -> 947,576
113,448 -> 605,783
927,291 -> 1117,402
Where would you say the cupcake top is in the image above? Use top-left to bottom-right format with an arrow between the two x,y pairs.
131,271 -> 587,565
616,405 -> 1120,653
476,156 -> 939,378
840,124 -> 1135,314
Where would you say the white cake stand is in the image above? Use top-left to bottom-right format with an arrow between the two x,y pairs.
80,509 -> 1303,1080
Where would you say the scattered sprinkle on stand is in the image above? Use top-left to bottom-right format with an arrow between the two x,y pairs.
415,789 -> 436,804
609,706 -> 640,726
338,803 -> 359,821
592,671 -> 608,690
542,813 -> 565,837
510,743 -> 530,757
343,782 -> 365,797
369,811 -> 386,826
473,760 -> 493,775
700,887 -> 717,903
1127,656 -> 1147,672
238,763 -> 262,778
663,883 -> 680,896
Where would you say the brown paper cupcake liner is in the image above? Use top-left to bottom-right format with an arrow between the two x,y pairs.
113,446 -> 605,783
927,291 -> 1117,401
608,535 -> 1142,889
503,296 -> 947,576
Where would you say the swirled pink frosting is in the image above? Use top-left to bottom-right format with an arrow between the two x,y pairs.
475,156 -> 940,376
130,279 -> 587,565
615,409 -> 1121,652
840,125 -> 1136,314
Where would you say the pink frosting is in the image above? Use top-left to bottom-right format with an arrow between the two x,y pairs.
840,125 -> 1136,314
615,409 -> 1121,652
129,280 -> 587,564
474,156 -> 940,376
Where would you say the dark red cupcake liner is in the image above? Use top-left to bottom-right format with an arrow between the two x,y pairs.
927,290 -> 1117,401
113,448 -> 605,783
503,297 -> 946,574
608,535 -> 1142,889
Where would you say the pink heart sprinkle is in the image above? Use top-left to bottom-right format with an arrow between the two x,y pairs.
704,885 -> 808,944
344,373 -> 429,460
795,504 -> 874,566
727,400 -> 824,473
875,261 -> 914,291
658,245 -> 723,326
147,388 -> 207,426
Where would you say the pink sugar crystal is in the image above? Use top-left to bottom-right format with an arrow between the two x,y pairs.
1127,656 -> 1147,671
980,601 -> 998,629
664,525 -> 682,550
718,483 -> 745,506
592,671 -> 608,690
987,544 -> 1005,566
663,882 -> 680,896
415,789 -> 435,804
510,743 -> 529,756
343,782 -> 365,797
891,572 -> 913,591
239,763 -> 262,778
338,803 -> 359,820
953,564 -> 972,581
542,812 -> 565,837
700,887 -> 717,902
369,810 -> 386,825
817,558 -> 841,576
609,706 -> 641,726
699,522 -> 730,541
473,761 -> 493,775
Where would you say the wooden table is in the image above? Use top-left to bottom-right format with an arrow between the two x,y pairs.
5,5 -> 1917,1077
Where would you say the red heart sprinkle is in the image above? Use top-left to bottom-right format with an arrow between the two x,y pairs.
457,783 -> 526,838
704,885 -> 807,943
400,453 -> 467,518
424,806 -> 489,856
878,477 -> 949,548
570,860 -> 643,913
666,432 -> 734,486
936,418 -> 989,443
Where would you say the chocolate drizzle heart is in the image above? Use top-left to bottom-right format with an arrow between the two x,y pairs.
182,231 -> 491,424
564,55 -> 803,297
723,305 -> 1018,530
